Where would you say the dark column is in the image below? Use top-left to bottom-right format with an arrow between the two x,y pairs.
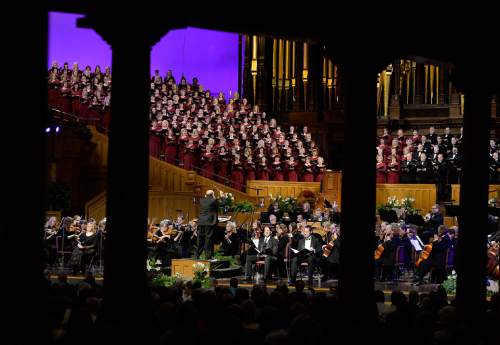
7,4 -> 50,344
338,60 -> 379,334
456,85 -> 491,328
102,36 -> 153,339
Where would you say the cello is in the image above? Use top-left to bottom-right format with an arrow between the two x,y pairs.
323,231 -> 338,258
487,242 -> 499,280
416,239 -> 435,268
374,243 -> 385,260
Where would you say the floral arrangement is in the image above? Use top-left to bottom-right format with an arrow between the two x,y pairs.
231,200 -> 256,213
147,258 -> 162,272
378,196 -> 420,215
192,262 -> 211,288
152,272 -> 183,287
401,196 -> 420,215
442,271 -> 498,297
269,194 -> 299,214
217,191 -> 234,213
441,270 -> 457,294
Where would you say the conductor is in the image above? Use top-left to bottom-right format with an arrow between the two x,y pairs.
196,189 -> 218,259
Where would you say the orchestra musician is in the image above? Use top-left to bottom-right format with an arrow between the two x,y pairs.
321,223 -> 341,280
413,225 -> 450,285
374,223 -> 401,281
290,226 -> 322,286
220,221 -> 239,257
69,219 -> 98,274
260,225 -> 279,281
244,227 -> 264,282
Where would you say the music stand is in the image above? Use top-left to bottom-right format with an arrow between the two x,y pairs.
404,214 -> 425,226
379,209 -> 398,223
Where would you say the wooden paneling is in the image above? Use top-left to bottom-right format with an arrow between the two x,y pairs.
171,259 -> 213,279
85,191 -> 107,222
322,171 -> 342,207
246,180 -> 321,206
451,184 -> 500,205
87,157 -> 260,222
376,184 -> 437,215
87,126 -> 109,168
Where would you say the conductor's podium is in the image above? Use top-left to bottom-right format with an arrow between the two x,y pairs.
171,258 -> 238,279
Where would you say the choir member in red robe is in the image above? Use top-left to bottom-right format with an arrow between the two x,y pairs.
301,157 -> 314,182
178,129 -> 190,166
183,139 -> 198,171
396,129 -> 405,148
70,83 -> 81,116
59,81 -> 72,113
258,156 -> 270,181
201,146 -> 215,179
272,156 -> 284,181
231,155 -> 245,191
381,128 -> 392,145
164,129 -> 178,164
314,156 -> 326,182
387,156 -> 400,184
216,147 -> 230,183
286,156 -> 299,181
376,155 -> 387,183
245,155 -> 257,182
149,120 -> 162,158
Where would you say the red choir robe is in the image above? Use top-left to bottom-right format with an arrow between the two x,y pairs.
387,162 -> 400,184
245,161 -> 257,182
286,162 -> 299,181
178,135 -> 190,165
183,144 -> 198,171
71,90 -> 81,116
201,152 -> 215,179
301,163 -> 314,182
258,163 -> 270,181
376,162 -> 387,183
272,162 -> 284,181
231,161 -> 245,191
314,164 -> 326,182
164,135 -> 178,164
216,153 -> 230,183
59,87 -> 72,113
47,80 -> 60,107
149,128 -> 162,158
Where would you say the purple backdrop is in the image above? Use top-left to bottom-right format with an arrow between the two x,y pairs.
48,12 -> 239,98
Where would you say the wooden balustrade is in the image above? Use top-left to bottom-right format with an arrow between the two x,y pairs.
376,184 -> 437,214
451,184 -> 500,205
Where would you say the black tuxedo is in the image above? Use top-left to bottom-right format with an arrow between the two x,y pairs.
244,236 -> 278,280
196,196 -> 218,259
291,236 -> 323,283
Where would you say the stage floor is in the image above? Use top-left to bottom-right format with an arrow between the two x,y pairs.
47,273 -> 447,298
